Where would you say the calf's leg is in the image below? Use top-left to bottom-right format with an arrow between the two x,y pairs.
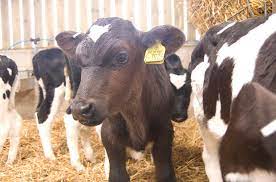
199,124 -> 223,182
64,114 -> 85,171
6,110 -> 22,164
80,126 -> 94,162
152,123 -> 176,182
0,120 -> 9,154
36,85 -> 64,160
95,124 -> 110,179
101,118 -> 129,182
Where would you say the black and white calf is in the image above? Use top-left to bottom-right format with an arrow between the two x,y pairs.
186,14 -> 276,181
0,55 -> 22,164
32,47 -> 94,171
220,82 -> 276,181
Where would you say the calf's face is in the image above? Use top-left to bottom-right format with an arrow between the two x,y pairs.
56,17 -> 185,126
165,54 -> 191,122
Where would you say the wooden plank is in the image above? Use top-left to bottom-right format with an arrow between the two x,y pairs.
92,0 -> 99,22
12,0 -> 21,48
57,0 -> 64,33
23,0 -> 31,48
104,0 -> 111,17
115,0 -> 123,18
67,0 -> 76,30
1,0 -> 9,49
111,0 -> 116,17
45,0 -> 54,46
152,0 -> 159,27
187,23 -> 196,40
34,0 -> 42,47
0,1 -> 2,49
125,0 -> 134,22
86,0 -> 92,26
79,0 -> 88,31
273,0 -> 276,13
175,0 -> 184,31
140,0 -> 147,30
164,0 -> 171,25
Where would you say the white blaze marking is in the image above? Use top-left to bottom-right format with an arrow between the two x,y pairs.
217,22 -> 236,35
261,119 -> 276,137
7,68 -> 12,75
88,24 -> 111,42
216,14 -> 276,98
169,73 -> 186,89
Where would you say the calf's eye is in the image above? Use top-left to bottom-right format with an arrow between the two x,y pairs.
114,51 -> 128,65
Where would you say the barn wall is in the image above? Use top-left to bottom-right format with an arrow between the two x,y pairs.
0,0 -> 197,50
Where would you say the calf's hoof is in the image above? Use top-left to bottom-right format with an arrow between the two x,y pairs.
128,150 -> 144,161
72,161 -> 85,172
5,160 -> 15,166
45,153 -> 56,161
86,155 -> 96,163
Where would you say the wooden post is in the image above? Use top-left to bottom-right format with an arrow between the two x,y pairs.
152,0 -> 159,27
1,0 -> 9,49
273,0 -> 276,13
92,0 -> 99,23
12,0 -> 21,48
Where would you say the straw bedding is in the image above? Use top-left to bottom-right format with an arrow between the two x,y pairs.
190,0 -> 273,34
0,116 -> 207,181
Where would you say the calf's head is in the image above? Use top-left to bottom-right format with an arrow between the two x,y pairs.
165,54 -> 191,122
56,17 -> 185,126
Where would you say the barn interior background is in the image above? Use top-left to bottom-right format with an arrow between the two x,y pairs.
0,0 -> 199,92
0,0 -> 275,181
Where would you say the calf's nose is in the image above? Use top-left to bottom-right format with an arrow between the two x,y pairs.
172,113 -> 187,123
80,103 -> 93,115
71,101 -> 95,120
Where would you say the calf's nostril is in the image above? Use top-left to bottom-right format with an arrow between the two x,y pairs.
80,104 -> 93,115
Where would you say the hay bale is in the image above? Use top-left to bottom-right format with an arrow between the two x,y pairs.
190,0 -> 273,34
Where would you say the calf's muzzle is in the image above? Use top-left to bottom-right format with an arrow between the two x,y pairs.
71,100 -> 102,126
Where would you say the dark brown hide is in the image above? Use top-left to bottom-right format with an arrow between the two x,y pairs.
56,17 -> 185,182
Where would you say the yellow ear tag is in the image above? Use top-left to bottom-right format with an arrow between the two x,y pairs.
144,42 -> 165,64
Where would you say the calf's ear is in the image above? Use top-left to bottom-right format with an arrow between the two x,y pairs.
165,54 -> 182,71
55,31 -> 86,58
142,25 -> 185,55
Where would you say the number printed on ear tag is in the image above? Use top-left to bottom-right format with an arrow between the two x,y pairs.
144,42 -> 165,64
